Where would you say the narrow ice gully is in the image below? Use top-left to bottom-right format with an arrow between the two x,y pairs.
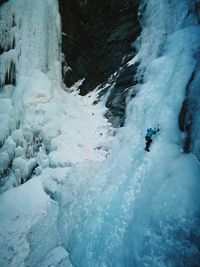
0,0 -> 200,266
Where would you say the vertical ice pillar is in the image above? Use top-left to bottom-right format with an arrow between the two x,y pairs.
0,0 -> 62,88
0,0 -> 62,190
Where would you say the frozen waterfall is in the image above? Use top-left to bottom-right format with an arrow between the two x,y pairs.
0,0 -> 200,267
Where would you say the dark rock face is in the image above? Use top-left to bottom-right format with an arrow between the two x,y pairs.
179,98 -> 192,153
58,0 -> 140,94
58,0 -> 141,127
104,61 -> 139,127
178,63 -> 200,156
0,0 -> 9,5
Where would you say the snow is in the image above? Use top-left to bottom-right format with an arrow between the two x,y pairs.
0,0 -> 200,266
0,177 -> 53,267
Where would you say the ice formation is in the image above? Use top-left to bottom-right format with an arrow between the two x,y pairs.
0,0 -> 200,266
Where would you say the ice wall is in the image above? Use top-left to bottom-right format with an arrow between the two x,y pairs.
0,0 -> 200,266
0,0 -> 61,81
0,0 -> 62,191
58,1 -> 200,266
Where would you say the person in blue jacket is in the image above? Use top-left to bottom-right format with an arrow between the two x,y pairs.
145,126 -> 160,151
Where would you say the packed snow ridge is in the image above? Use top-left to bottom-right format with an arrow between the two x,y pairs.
0,0 -> 200,267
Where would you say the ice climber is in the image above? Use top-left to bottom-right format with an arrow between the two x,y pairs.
145,126 -> 160,152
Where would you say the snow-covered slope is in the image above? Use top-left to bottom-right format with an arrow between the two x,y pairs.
0,0 -> 200,267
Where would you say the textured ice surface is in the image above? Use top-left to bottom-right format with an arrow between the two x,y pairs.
0,0 -> 200,267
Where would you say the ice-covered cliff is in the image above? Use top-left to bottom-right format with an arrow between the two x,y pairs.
0,0 -> 62,189
0,0 -> 200,267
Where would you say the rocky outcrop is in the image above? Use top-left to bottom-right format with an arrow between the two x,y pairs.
179,98 -> 192,153
0,1 -> 9,5
58,0 -> 141,126
101,61 -> 139,127
179,62 -> 200,158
